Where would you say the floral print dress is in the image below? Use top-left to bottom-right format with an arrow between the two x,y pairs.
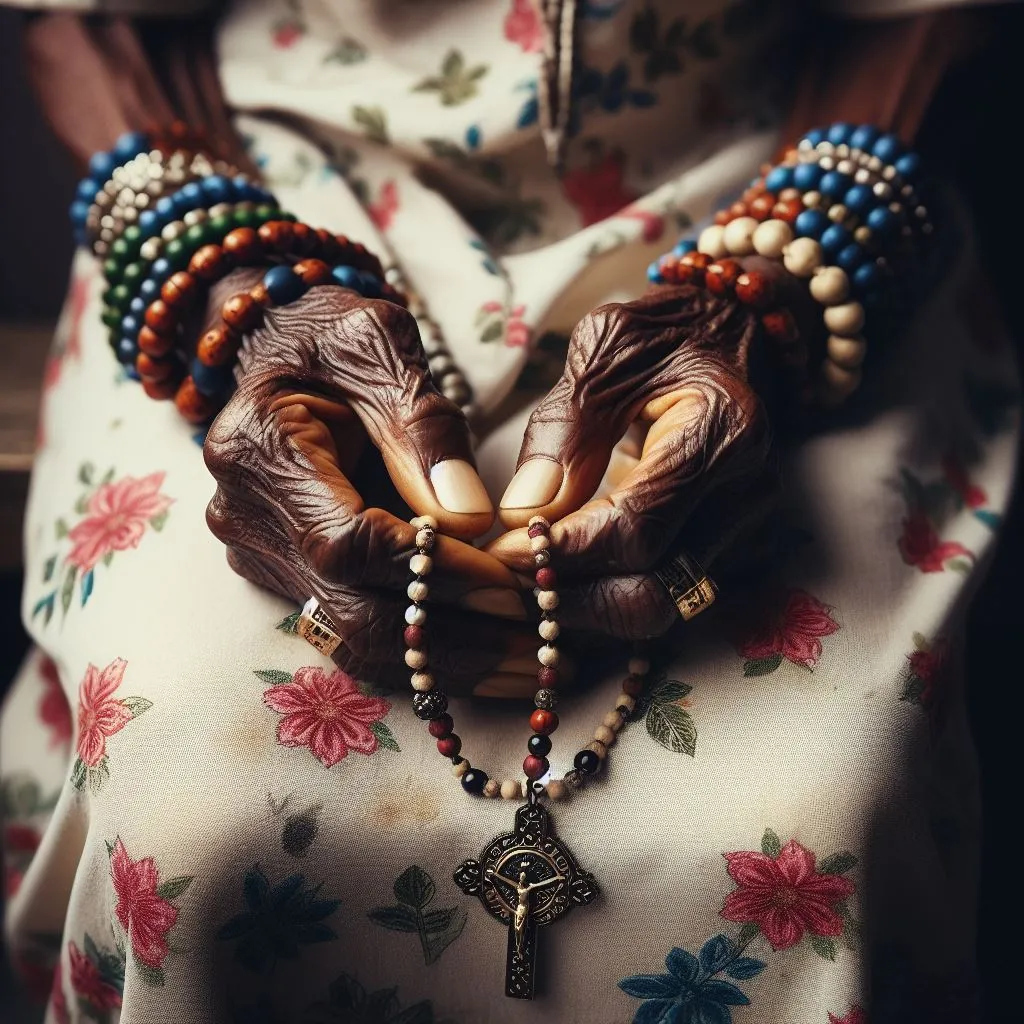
0,1 -> 1016,1022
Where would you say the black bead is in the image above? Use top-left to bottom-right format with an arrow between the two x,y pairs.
412,690 -> 448,721
527,734 -> 552,757
574,749 -> 600,775
461,768 -> 488,795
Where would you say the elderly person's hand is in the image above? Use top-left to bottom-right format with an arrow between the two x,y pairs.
203,272 -> 541,696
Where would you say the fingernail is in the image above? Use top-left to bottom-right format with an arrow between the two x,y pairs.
500,458 -> 563,510
461,588 -> 527,620
430,459 -> 493,515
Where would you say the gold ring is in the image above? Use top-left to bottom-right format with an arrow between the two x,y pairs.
654,551 -> 718,621
297,597 -> 343,656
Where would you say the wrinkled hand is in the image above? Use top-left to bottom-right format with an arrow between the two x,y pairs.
489,262 -> 791,640
203,272 -> 542,696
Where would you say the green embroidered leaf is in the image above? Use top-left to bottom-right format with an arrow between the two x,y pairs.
323,36 -> 367,65
156,876 -> 194,901
912,631 -> 929,651
32,592 -> 55,625
121,696 -> 153,718
78,462 -> 95,486
277,611 -> 301,634
414,49 -> 488,105
650,680 -> 692,705
394,865 -> 435,909
441,49 -> 463,77
55,518 -> 68,540
352,105 -> 389,145
254,669 -> 294,686
818,851 -> 857,876
135,960 -> 166,986
423,905 -> 467,965
70,758 -> 87,790
738,921 -> 760,945
743,653 -> 782,677
100,467 -> 116,485
149,510 -> 169,532
809,935 -> 836,961
105,839 -> 116,857
948,558 -> 972,576
74,493 -> 90,515
43,555 -> 57,583
87,757 -> 110,793
371,720 -> 401,753
645,700 -> 696,756
479,320 -> 504,344
420,907 -> 457,932
84,932 -> 102,965
423,138 -> 469,165
761,829 -> 782,858
367,905 -> 420,933
103,551 -> 114,567
61,565 -> 78,616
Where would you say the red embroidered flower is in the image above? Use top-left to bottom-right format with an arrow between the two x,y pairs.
51,959 -> 70,1024
272,22 -> 303,48
620,204 -> 666,243
738,589 -> 839,670
721,839 -> 854,951
368,180 -> 400,230
39,656 -> 72,748
264,666 -> 391,768
111,839 -> 178,969
68,942 -> 122,1011
76,658 -> 132,768
898,509 -> 972,572
563,150 -> 637,227
66,471 -> 173,572
942,455 -> 987,509
504,0 -> 544,53
829,1006 -> 867,1024
505,304 -> 531,347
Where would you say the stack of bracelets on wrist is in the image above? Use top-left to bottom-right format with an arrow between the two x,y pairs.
648,122 -> 932,406
72,129 -> 409,426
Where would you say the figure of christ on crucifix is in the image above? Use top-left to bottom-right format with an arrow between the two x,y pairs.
486,859 -> 567,958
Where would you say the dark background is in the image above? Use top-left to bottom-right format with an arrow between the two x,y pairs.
1,5 -> 1023,1021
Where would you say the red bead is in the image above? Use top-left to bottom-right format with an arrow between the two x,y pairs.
735,271 -> 775,309
142,376 -> 179,401
535,567 -> 556,589
680,251 -> 713,271
537,666 -> 559,688
530,709 -> 558,735
160,271 -> 197,309
713,209 -> 732,226
428,714 -> 453,739
523,755 -> 549,780
658,256 -> 681,283
222,227 -> 262,265
173,376 -> 218,425
144,299 -> 176,336
772,198 -> 803,224
136,352 -> 175,382
189,244 -> 226,280
761,308 -> 799,345
749,194 -> 776,221
292,258 -> 332,286
221,293 -> 262,333
527,523 -> 547,539
705,258 -> 742,296
404,625 -> 425,649
197,324 -> 240,368
728,201 -> 749,221
437,735 -> 462,758
138,325 -> 173,357
258,221 -> 294,252
292,222 -> 317,254
622,675 -> 645,697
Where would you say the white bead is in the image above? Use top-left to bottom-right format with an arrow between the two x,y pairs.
500,779 -> 522,800
545,780 -> 567,800
873,181 -> 892,201
452,759 -> 469,778
405,605 -> 426,626
415,529 -> 435,551
410,554 -> 433,576
628,656 -> 650,677
752,219 -> 793,259
616,694 -> 637,713
722,216 -> 758,256
411,671 -> 434,692
538,620 -> 560,642
404,649 -> 428,670
530,534 -> 550,552
697,224 -> 728,259
836,159 -> 855,175
183,208 -> 208,226
809,266 -> 850,306
823,359 -> 862,397
827,204 -> 848,224
867,156 -> 883,172
538,645 -> 560,668
823,302 -> 865,335
161,220 -> 185,241
604,709 -> 625,731
818,155 -> 835,171
854,168 -> 872,185
208,202 -> 233,219
588,740 -> 608,759
802,190 -> 822,208
537,591 -> 559,612
411,515 -> 438,530
827,334 -> 867,369
139,237 -> 162,261
483,780 -> 501,798
407,581 -> 429,602
782,237 -> 824,278
854,226 -> 872,245
594,725 -> 616,746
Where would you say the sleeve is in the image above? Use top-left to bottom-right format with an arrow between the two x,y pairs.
0,0 -> 212,14
819,0 -> 1019,17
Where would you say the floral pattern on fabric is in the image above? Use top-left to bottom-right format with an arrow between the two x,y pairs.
735,590 -> 840,676
829,1007 -> 867,1024
108,837 -> 192,984
71,658 -> 152,793
640,676 -> 698,756
2,774 -> 60,896
32,466 -> 173,626
368,181 -> 400,231
476,301 -> 531,347
38,656 -> 72,749
900,633 -> 949,714
562,147 -> 637,227
628,3 -> 721,83
504,0 -> 544,53
68,935 -> 125,1018
897,467 -> 976,573
414,50 -> 489,106
368,865 -> 467,965
303,972 -> 440,1023
259,666 -> 398,768
51,960 -> 70,1024
217,865 -> 340,971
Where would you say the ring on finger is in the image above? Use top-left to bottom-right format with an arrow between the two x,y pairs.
654,550 -> 718,621
297,597 -> 344,655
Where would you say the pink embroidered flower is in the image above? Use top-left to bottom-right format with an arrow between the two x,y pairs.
68,942 -> 121,1011
51,959 -> 70,1024
620,204 -> 666,243
504,0 -> 544,53
505,305 -> 530,347
111,839 -> 178,969
898,509 -> 972,572
480,300 -> 502,314
942,455 -> 987,509
738,589 -> 839,670
829,1007 -> 867,1024
66,472 -> 173,572
264,666 -> 391,768
563,150 -> 637,227
368,180 -> 400,230
272,22 -> 303,48
76,658 -> 132,768
39,656 -> 72,748
721,839 -> 854,951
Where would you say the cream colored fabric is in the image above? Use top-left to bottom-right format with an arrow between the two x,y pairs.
1,2 -> 1018,1023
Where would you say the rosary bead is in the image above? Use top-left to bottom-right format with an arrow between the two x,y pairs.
752,220 -> 794,259
222,293 -> 263,333
537,666 -> 559,688
545,779 -> 567,800
528,733 -> 552,757
761,309 -> 798,346
735,272 -> 774,309
413,690 -> 448,720
144,299 -> 176,336
535,567 -> 556,589
537,645 -> 560,668
826,334 -> 867,369
809,266 -> 850,306
411,514 -> 439,530
536,590 -> 559,612
222,227 -> 262,264
452,758 -> 470,778
142,376 -> 179,401
627,656 -> 650,677
771,198 -> 803,224
727,201 -> 749,221
405,605 -> 427,626
529,533 -> 550,553
197,325 -> 240,367
697,225 -> 728,260
573,749 -> 600,775
588,740 -> 608,759
189,244 -> 227,280
527,521 -> 547,539
615,694 -> 638,714
748,193 -> 776,221
461,768 -> 488,795
136,353 -> 175,382
407,581 -> 429,602
823,301 -> 865,335
428,714 -> 453,738
138,325 -> 174,357
594,725 -> 616,747
404,649 -> 428,670
292,221 -> 317,253
523,755 -> 549,780
404,625 -> 425,649
603,709 -> 625,731
705,259 -> 741,296
722,216 -> 758,256
534,687 -> 558,710
822,359 -> 862,398
483,779 -> 501,798
410,671 -> 434,692
160,271 -> 197,309
782,237 -> 824,278
410,553 -> 433,576
258,220 -> 294,252
174,377 -> 217,425
414,528 -> 435,551
530,709 -> 558,735
437,735 -> 462,758
538,620 -> 560,642
501,779 -> 522,800
534,549 -> 551,568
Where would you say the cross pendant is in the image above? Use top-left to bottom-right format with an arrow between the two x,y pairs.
454,795 -> 598,999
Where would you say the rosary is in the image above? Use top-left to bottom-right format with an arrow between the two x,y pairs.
401,513 -> 650,1000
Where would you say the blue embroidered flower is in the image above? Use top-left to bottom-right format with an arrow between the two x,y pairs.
516,79 -> 539,129
465,124 -> 482,151
618,936 -> 763,1024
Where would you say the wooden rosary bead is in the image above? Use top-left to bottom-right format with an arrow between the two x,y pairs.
197,324 -> 241,367
137,324 -> 174,357
761,308 -> 798,345
530,709 -> 558,736
258,220 -> 294,252
621,675 -> 645,697
144,299 -> 176,336
221,227 -> 262,265
292,221 -> 317,254
748,193 -> 776,221
728,201 -> 749,221
222,292 -> 263,333
735,271 -> 775,309
705,258 -> 741,296
189,244 -> 227,280
136,352 -> 176,382
141,375 -> 179,401
160,271 -> 198,309
250,282 -> 272,307
292,258 -> 332,286
772,197 -> 803,224
174,376 -> 218,424
713,209 -> 732,226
